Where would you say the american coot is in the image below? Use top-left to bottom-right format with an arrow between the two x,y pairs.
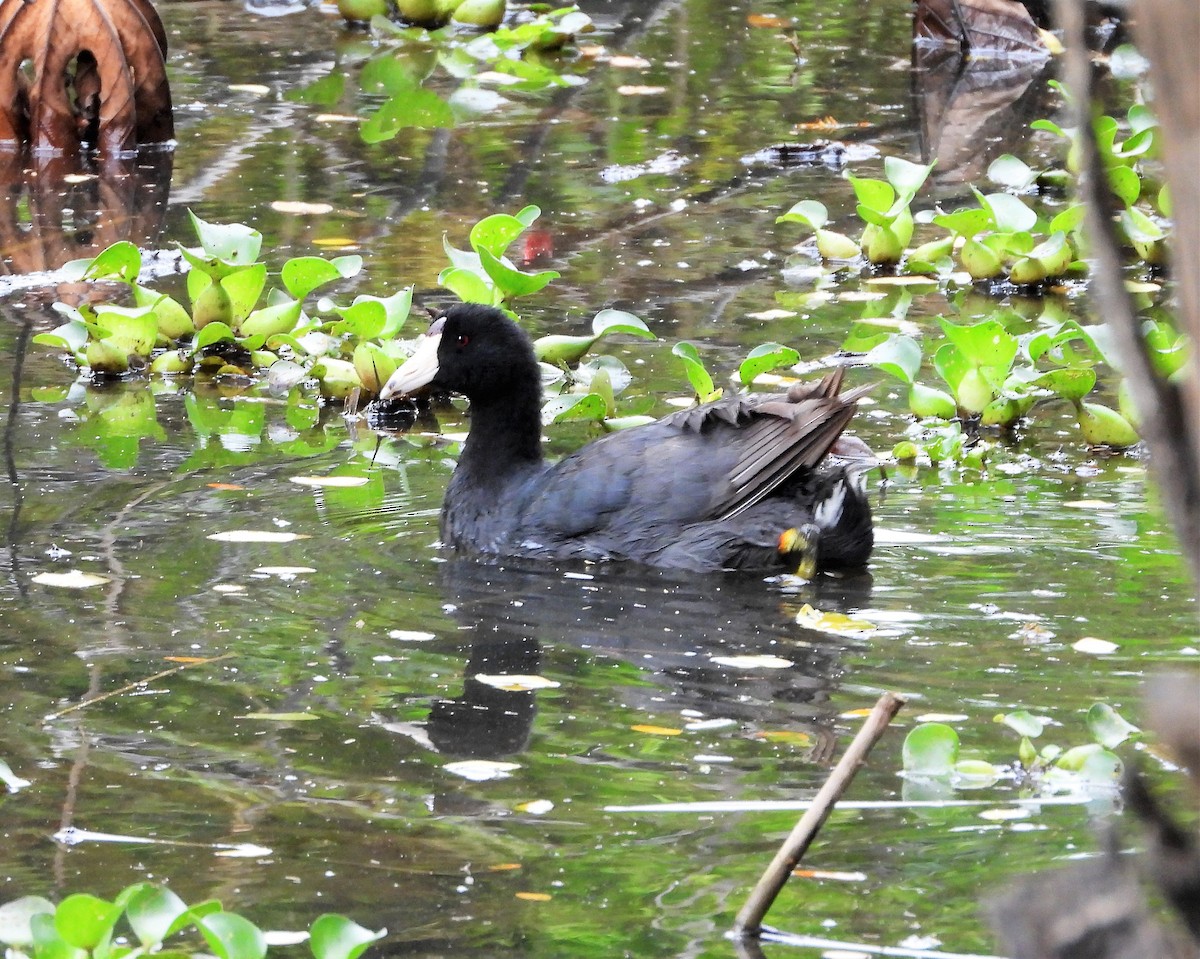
380,304 -> 875,575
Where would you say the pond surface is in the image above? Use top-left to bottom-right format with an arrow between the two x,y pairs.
0,1 -> 1195,956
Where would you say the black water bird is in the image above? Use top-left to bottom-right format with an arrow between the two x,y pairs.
380,304 -> 875,575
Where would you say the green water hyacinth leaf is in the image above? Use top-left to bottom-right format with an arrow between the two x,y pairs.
221,263 -> 269,324
313,358 -> 362,400
124,884 -> 189,948
477,247 -> 559,300
987,153 -> 1037,191
816,229 -> 861,260
998,710 -> 1044,738
1033,367 -> 1095,401
0,895 -> 55,946
776,199 -> 828,229
885,155 -> 934,198
934,206 -> 992,239
84,240 -> 141,283
909,383 -> 957,420
470,209 -> 539,259
847,174 -> 894,214
188,211 -> 263,267
239,300 -> 302,339
193,321 -> 236,352
902,723 -> 959,776
309,914 -> 386,959
545,392 -> 607,424
905,235 -> 954,272
282,255 -> 363,300
133,287 -> 194,341
353,342 -> 400,394
34,319 -> 90,354
938,318 -> 1017,374
973,189 -> 1038,233
1076,401 -> 1139,448
1086,703 -> 1140,749
864,333 -> 920,384
196,912 -> 267,959
672,341 -> 717,402
440,266 -> 494,304
1049,203 -> 1086,236
1054,744 -> 1122,783
738,343 -> 799,386
32,913 -> 84,959
54,894 -> 123,950
327,288 -> 414,339
1107,164 -> 1141,206
592,308 -> 653,341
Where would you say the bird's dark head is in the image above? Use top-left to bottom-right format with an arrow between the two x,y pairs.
380,304 -> 539,403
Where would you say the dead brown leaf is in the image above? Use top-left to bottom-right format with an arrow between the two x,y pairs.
0,0 -> 173,153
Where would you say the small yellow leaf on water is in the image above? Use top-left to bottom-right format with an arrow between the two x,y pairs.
747,13 -> 788,27
756,730 -> 813,746
516,799 -> 554,814
290,475 -> 370,488
489,863 -> 522,872
312,237 -> 357,248
238,712 -> 319,721
207,482 -> 245,491
271,201 -> 334,216
631,724 -> 683,736
711,655 -> 794,669
839,708 -> 873,718
516,892 -> 552,902
475,674 -> 561,692
795,604 -> 876,635
795,115 -> 840,130
32,570 -> 110,589
1124,280 -> 1161,293
207,530 -> 309,543
793,868 -> 868,882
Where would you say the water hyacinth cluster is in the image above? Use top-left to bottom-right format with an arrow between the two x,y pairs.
779,96 -> 1169,289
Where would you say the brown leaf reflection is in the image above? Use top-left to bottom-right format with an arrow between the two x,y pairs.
0,149 -> 171,290
913,46 -> 1053,186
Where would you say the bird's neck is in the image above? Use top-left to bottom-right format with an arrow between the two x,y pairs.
457,384 -> 545,482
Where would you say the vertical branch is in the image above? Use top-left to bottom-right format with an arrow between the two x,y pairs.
1058,0 -> 1200,589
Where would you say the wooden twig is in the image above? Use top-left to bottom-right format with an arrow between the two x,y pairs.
731,691 -> 906,939
43,653 -> 235,722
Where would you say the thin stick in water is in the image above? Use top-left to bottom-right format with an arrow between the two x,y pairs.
731,690 -> 906,938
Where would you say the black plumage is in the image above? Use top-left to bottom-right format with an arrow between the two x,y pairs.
380,304 -> 875,574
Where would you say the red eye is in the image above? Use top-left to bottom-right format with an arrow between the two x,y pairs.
456,334 -> 470,347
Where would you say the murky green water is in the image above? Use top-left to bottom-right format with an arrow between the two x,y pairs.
0,1 -> 1194,956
